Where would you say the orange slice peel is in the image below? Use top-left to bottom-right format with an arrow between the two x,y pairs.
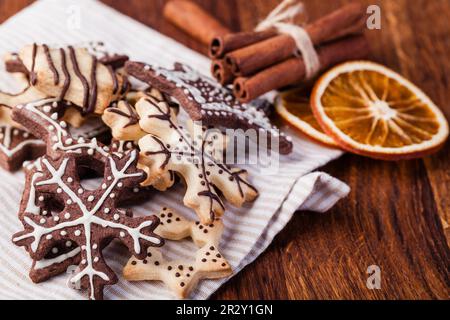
275,88 -> 339,148
311,61 -> 449,160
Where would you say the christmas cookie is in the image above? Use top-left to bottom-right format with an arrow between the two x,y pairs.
13,98 -> 110,163
103,100 -> 146,141
19,44 -> 129,115
4,52 -> 29,76
125,61 -> 293,154
18,131 -> 156,285
13,96 -> 158,286
4,42 -> 129,80
103,89 -> 258,224
102,88 -> 179,141
0,86 -> 48,171
0,125 -> 45,171
123,209 -> 232,299
13,150 -> 164,300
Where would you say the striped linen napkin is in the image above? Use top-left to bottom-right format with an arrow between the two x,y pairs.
0,0 -> 349,299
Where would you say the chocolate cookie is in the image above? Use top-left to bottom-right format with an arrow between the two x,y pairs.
4,52 -> 29,75
13,150 -> 163,300
0,125 -> 45,171
0,85 -> 48,171
13,96 -> 159,286
125,61 -> 293,154
13,98 -> 110,164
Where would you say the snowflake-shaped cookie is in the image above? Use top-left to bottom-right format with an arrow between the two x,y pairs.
123,208 -> 232,298
14,108 -> 155,290
20,146 -> 156,284
14,98 -> 110,162
103,90 -> 258,224
12,150 -> 164,300
0,124 -> 45,171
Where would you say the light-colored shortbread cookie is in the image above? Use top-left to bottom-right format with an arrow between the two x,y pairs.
102,88 -> 178,141
0,85 -> 47,113
19,44 -> 128,115
102,88 -> 258,224
123,208 -> 232,299
102,100 -> 146,140
136,95 -> 258,223
0,85 -> 47,127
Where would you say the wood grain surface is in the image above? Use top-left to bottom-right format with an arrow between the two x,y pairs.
0,0 -> 448,300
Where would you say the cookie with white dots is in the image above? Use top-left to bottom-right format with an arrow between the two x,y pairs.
13,150 -> 164,300
125,61 -> 293,154
19,155 -> 155,286
0,80 -> 48,171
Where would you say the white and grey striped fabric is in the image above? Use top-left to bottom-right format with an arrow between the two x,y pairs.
0,0 -> 349,300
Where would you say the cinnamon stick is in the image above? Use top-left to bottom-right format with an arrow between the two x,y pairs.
211,59 -> 234,85
209,29 -> 277,59
226,3 -> 366,77
226,34 -> 295,76
164,0 -> 230,46
233,35 -> 370,103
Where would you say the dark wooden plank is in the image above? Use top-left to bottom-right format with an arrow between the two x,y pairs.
212,0 -> 449,300
0,0 -> 33,23
0,0 -> 448,300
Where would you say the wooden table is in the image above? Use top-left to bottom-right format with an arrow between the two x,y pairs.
1,0 -> 448,300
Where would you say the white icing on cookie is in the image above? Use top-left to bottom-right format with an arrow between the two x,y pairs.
152,64 -> 280,134
23,99 -> 109,157
34,247 -> 81,270
13,150 -> 161,300
0,125 -> 44,158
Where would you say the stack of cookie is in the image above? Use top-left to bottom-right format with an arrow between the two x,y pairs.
0,43 -> 290,299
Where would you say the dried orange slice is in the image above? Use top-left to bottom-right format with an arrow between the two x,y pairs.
275,88 -> 339,148
311,61 -> 449,160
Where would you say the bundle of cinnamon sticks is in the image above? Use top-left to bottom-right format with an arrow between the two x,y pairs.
164,0 -> 370,103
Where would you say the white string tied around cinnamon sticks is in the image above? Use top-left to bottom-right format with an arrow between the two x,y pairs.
255,0 -> 320,79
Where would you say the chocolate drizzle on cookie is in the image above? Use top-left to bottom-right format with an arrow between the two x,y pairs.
59,48 -> 70,100
68,46 -> 90,114
120,75 -> 129,95
145,137 -> 172,169
23,44 -> 127,115
30,43 -> 38,86
138,95 -> 257,223
107,66 -> 119,94
108,101 -> 140,128
43,44 -> 59,85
